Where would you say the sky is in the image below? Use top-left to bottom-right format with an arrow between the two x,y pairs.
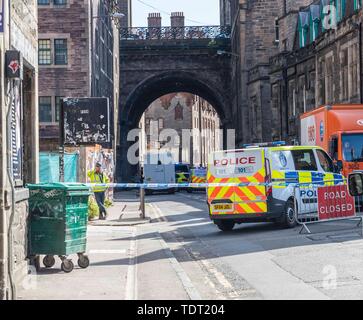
131,0 -> 220,27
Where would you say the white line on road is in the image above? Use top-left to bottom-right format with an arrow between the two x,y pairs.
125,227 -> 138,300
149,203 -> 168,222
89,249 -> 126,254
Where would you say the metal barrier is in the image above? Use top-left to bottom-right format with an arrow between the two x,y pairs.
293,182 -> 363,234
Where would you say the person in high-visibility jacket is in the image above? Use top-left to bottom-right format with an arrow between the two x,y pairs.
88,162 -> 110,220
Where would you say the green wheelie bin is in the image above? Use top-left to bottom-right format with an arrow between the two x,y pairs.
27,183 -> 91,273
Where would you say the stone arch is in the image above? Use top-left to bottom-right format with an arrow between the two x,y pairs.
116,71 -> 232,182
120,71 -> 231,129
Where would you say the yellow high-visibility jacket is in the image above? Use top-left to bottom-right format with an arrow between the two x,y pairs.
88,170 -> 110,192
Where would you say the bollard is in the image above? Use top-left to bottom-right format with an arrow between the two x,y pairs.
140,188 -> 146,220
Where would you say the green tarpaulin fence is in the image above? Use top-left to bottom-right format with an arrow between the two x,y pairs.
39,152 -> 78,183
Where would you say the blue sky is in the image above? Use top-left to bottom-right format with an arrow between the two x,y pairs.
131,0 -> 220,27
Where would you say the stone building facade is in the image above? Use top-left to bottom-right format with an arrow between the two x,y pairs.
270,0 -> 363,143
221,0 -> 281,144
192,96 -> 221,166
0,0 -> 39,300
38,0 -> 125,152
139,93 -> 221,166
222,0 -> 363,145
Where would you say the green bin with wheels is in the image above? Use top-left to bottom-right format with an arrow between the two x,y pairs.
27,183 -> 91,273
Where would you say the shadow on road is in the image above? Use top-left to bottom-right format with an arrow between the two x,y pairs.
89,193 -> 363,268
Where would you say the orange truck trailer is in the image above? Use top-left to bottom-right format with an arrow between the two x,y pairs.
300,105 -> 363,177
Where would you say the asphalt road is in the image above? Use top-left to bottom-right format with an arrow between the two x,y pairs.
141,191 -> 363,300
18,191 -> 363,300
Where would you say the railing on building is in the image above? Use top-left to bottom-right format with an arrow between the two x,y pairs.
120,26 -> 232,41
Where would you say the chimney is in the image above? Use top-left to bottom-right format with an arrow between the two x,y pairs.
170,12 -> 185,27
148,13 -> 162,28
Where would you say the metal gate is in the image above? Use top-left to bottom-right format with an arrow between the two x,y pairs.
293,182 -> 363,234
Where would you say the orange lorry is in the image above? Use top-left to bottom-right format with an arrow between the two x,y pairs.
300,105 -> 363,177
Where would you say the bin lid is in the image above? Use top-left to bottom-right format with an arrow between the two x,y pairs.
27,182 -> 90,191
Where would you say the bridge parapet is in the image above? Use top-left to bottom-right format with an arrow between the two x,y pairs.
120,26 -> 231,41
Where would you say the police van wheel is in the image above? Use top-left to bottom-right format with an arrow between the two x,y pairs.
284,200 -> 297,228
216,220 -> 235,232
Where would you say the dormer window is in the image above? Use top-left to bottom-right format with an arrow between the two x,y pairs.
298,12 -> 310,48
310,5 -> 321,42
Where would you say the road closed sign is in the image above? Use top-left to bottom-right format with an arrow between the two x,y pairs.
317,185 -> 355,220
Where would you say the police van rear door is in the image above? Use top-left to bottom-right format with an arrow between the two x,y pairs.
208,148 -> 267,215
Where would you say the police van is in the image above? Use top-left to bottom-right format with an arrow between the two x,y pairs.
207,143 -> 344,231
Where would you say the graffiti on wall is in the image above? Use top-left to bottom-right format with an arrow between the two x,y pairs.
87,148 -> 114,181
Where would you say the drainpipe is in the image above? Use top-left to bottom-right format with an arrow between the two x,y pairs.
6,80 -> 16,300
5,0 -> 16,300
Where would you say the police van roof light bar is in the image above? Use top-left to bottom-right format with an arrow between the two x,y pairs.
242,141 -> 286,148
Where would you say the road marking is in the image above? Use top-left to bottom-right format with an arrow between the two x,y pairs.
197,258 -> 239,298
125,227 -> 138,300
149,203 -> 168,222
149,203 -> 202,299
89,249 -> 126,254
157,232 -> 202,300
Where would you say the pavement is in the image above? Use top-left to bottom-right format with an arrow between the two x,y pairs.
88,190 -> 151,226
17,190 -> 363,300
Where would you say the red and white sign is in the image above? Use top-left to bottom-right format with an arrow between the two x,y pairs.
317,185 -> 356,220
210,149 -> 263,178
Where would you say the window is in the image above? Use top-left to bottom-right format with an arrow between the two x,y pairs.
329,136 -> 339,160
354,0 -> 362,10
350,43 -> 359,98
341,48 -> 349,100
325,56 -> 334,103
55,97 -> 63,122
310,5 -> 320,42
335,0 -> 346,23
298,12 -> 309,48
38,39 -> 51,65
316,150 -> 334,173
54,39 -> 68,65
158,118 -> 164,130
54,0 -> 67,4
39,97 -> 52,123
38,0 -> 50,4
291,149 -> 318,171
274,18 -> 279,43
342,133 -> 363,162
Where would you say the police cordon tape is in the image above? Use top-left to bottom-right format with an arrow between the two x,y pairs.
85,180 -> 346,189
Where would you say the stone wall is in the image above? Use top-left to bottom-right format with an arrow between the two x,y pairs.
0,0 -> 38,300
270,4 -> 363,143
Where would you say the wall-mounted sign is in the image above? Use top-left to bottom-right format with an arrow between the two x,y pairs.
61,97 -> 110,146
8,82 -> 23,182
5,50 -> 22,79
0,0 -> 4,33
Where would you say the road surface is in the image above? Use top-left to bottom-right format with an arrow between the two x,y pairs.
18,191 -> 363,300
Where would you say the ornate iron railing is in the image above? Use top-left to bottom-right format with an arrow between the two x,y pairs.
120,26 -> 231,41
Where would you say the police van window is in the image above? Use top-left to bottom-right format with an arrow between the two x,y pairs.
291,150 -> 318,171
270,151 -> 295,171
316,149 -> 334,173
